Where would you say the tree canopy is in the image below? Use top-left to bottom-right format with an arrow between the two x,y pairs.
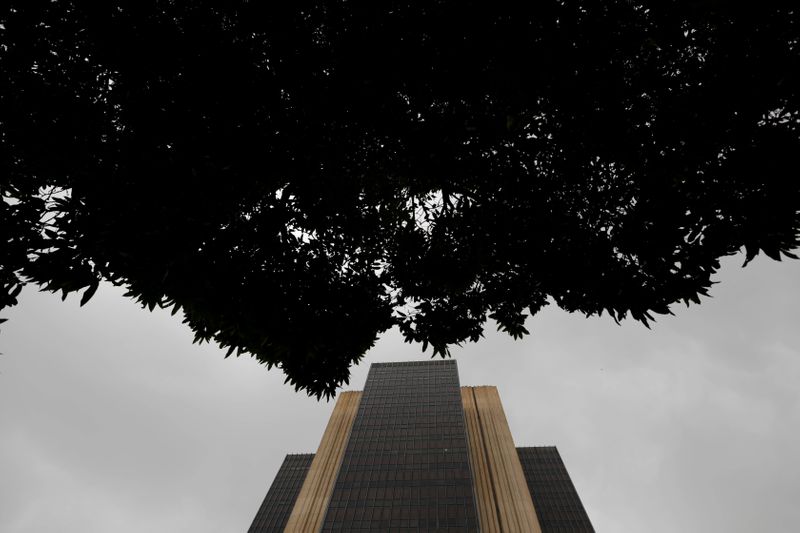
1,1 -> 798,397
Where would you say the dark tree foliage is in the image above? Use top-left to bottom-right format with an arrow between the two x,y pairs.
1,1 -> 798,397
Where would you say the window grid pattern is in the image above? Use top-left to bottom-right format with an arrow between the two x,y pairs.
517,447 -> 595,533
248,453 -> 314,533
321,360 -> 479,532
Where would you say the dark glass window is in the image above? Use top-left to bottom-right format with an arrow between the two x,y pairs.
321,361 -> 479,532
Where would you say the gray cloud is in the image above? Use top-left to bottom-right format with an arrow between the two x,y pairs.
1,253 -> 798,532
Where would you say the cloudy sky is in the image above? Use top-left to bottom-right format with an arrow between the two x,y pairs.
1,252 -> 799,532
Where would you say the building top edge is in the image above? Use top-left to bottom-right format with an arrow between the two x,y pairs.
370,360 -> 457,368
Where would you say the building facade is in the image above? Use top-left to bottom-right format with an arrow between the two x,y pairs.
249,360 -> 593,532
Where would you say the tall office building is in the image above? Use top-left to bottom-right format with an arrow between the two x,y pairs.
249,360 -> 594,532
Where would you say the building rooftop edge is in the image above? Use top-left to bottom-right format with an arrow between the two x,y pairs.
370,360 -> 457,367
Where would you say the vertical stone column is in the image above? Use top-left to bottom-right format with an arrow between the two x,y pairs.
462,386 -> 542,533
284,390 -> 361,533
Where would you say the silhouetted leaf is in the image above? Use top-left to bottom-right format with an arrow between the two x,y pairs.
79,282 -> 98,306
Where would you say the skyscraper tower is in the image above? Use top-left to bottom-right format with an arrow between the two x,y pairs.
249,360 -> 594,532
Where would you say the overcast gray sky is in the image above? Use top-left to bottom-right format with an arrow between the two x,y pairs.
1,252 -> 799,533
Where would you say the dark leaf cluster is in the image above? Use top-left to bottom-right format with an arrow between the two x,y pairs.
1,1 -> 798,397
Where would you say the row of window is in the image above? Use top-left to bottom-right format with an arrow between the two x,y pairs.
336,468 -> 472,483
325,505 -> 475,522
331,483 -> 473,500
340,455 -> 471,467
